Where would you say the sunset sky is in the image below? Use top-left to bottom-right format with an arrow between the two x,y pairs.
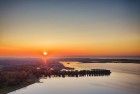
0,0 -> 140,57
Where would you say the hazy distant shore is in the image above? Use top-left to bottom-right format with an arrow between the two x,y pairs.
59,58 -> 140,64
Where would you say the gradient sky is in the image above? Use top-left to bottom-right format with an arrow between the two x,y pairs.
0,0 -> 140,57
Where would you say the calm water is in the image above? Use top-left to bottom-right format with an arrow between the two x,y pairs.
8,62 -> 140,94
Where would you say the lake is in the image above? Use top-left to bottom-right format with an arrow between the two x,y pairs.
8,62 -> 140,94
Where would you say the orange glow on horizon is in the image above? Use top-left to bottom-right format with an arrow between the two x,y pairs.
0,46 -> 140,57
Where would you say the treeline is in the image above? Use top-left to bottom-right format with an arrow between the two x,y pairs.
36,69 -> 111,78
0,67 -> 39,87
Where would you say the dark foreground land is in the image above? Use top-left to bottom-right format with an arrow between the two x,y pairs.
0,64 -> 111,94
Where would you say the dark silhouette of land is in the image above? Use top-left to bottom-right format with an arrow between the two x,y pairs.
0,58 -> 111,94
0,66 -> 111,94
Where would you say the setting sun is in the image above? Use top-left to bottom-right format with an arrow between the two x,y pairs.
43,51 -> 48,56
